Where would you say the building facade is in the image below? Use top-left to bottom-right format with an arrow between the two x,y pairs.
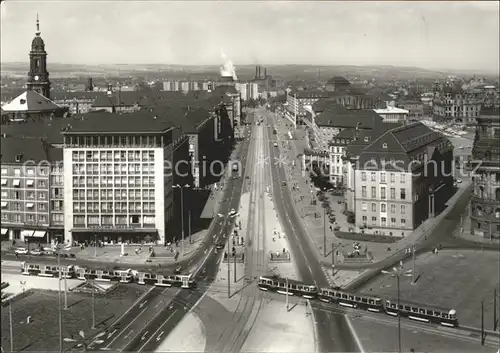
433,85 -> 482,125
1,138 -> 58,243
397,100 -> 424,120
469,109 -> 500,239
353,122 -> 454,235
373,106 -> 409,123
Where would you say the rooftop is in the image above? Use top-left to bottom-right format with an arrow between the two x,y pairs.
62,111 -> 175,134
374,106 -> 409,114
1,91 -> 63,112
1,137 -> 62,163
315,104 -> 382,129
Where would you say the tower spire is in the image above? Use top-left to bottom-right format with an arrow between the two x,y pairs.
35,14 -> 40,36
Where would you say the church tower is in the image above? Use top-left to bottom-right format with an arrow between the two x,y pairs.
26,14 -> 51,99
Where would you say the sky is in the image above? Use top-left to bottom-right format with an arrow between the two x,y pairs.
1,1 -> 499,73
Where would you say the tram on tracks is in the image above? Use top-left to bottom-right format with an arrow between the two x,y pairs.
20,262 -> 196,289
257,275 -> 458,327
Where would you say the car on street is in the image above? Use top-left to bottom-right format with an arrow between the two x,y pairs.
29,249 -> 42,256
174,266 -> 183,274
273,142 -> 278,147
216,242 -> 225,250
14,248 -> 29,255
455,178 -> 462,183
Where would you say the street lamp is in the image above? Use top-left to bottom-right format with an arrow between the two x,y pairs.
173,184 -> 191,257
381,266 -> 412,353
218,211 -> 239,298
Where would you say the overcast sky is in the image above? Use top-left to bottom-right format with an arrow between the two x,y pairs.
1,1 -> 499,73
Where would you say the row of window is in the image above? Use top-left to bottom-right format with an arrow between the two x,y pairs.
1,179 -> 48,188
1,201 -> 48,211
1,190 -> 48,200
72,163 -> 156,175
72,176 -> 156,187
73,215 -> 156,226
361,172 -> 405,184
1,212 -> 48,223
1,168 -> 49,176
361,202 -> 406,214
72,150 -> 156,162
361,186 -> 406,200
73,202 -> 156,213
361,216 -> 407,227
73,189 -> 156,200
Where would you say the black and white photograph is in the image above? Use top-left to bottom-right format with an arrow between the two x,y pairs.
0,1 -> 499,352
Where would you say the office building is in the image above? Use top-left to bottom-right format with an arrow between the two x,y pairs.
469,108 -> 500,238
351,122 -> 454,235
373,106 -> 409,123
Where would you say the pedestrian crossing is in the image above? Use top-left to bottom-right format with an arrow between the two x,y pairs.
321,265 -> 336,287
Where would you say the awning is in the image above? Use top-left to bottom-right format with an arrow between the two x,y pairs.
32,231 -> 46,238
13,179 -> 20,187
26,203 -> 34,208
1,179 -> 6,185
26,179 -> 34,186
21,230 -> 34,238
1,228 -> 8,235
1,202 -> 7,208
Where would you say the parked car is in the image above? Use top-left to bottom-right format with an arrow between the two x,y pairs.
29,249 -> 42,256
273,142 -> 278,147
216,242 -> 225,250
14,248 -> 29,255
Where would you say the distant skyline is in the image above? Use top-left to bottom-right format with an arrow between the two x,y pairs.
1,1 -> 499,74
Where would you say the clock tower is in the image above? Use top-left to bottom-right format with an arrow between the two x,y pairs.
26,14 -> 51,99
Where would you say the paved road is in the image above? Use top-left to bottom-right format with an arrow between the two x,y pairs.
263,108 -> 360,352
105,113 -> 256,352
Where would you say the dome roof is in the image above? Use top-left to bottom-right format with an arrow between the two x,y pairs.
31,35 -> 45,50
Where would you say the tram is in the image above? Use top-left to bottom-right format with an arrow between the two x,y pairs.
318,288 -> 384,312
22,263 -> 75,278
257,275 -> 318,299
384,299 -> 458,327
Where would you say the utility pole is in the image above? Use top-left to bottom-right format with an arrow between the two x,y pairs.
234,247 -> 237,283
57,254 -> 63,353
92,280 -> 96,329
323,207 -> 326,257
494,288 -> 497,331
180,187 -> 185,257
64,273 -> 68,310
481,300 -> 485,346
286,277 -> 289,311
332,242 -> 335,276
411,246 -> 416,285
397,275 -> 401,353
227,230 -> 231,298
9,303 -> 13,353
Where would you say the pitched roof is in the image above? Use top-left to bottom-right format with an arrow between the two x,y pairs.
1,137 -> 62,163
345,122 -> 401,157
1,91 -> 62,112
290,90 -> 328,99
315,105 -> 382,129
62,111 -> 175,134
358,122 -> 449,170
92,91 -> 157,108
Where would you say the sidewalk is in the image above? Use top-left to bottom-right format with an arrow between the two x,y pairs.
273,114 -> 477,272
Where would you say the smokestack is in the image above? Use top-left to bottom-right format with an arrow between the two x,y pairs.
258,66 -> 261,79
255,66 -> 258,79
264,68 -> 267,77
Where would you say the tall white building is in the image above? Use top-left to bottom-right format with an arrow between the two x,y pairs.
61,113 -> 182,245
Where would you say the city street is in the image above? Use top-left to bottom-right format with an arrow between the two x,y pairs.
262,107 -> 362,352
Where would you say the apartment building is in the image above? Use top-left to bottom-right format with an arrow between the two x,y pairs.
353,122 -> 454,235
470,109 -> 500,239
433,85 -> 481,125
60,112 -> 187,245
1,137 -> 59,243
396,100 -> 424,120
52,91 -> 105,114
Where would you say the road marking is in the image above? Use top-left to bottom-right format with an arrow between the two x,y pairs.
154,300 -> 163,309
138,300 -> 147,309
155,331 -> 164,342
123,329 -> 133,339
104,307 -> 147,348
345,315 -> 366,353
107,329 -> 117,339
140,331 -> 149,341
137,309 -> 178,353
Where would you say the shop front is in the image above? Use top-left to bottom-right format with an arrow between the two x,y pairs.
71,229 -> 159,246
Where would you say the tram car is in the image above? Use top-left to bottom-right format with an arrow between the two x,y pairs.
22,263 -> 75,278
384,299 -> 458,327
318,287 -> 384,312
137,272 -> 196,289
257,275 -> 318,299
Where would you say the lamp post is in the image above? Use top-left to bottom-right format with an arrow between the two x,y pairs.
173,184 -> 191,257
219,211 -> 239,298
57,250 -> 63,353
9,303 -> 13,353
381,266 -> 413,353
93,234 -> 97,258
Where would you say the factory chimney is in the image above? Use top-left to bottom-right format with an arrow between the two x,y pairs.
264,68 -> 267,77
116,86 -> 121,108
255,66 -> 258,79
258,66 -> 261,79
